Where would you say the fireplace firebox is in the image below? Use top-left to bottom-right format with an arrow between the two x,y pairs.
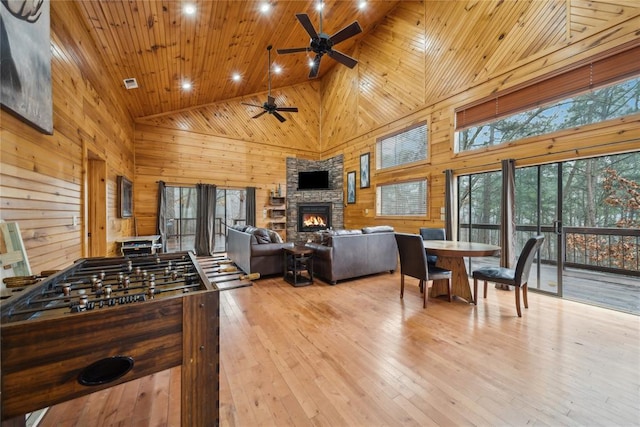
298,203 -> 332,232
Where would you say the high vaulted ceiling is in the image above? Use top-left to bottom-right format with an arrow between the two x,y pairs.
74,0 -> 401,120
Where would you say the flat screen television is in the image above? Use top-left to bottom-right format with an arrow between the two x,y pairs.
298,170 -> 330,190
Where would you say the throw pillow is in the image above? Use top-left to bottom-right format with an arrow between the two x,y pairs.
253,228 -> 271,244
268,229 -> 283,243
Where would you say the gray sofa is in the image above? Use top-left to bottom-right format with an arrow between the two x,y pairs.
305,226 -> 398,285
227,225 -> 293,276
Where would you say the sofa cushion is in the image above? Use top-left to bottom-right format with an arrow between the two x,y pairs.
324,229 -> 362,246
330,229 -> 362,236
362,225 -> 394,234
268,229 -> 283,243
253,228 -> 272,244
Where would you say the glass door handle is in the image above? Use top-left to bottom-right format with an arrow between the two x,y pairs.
553,220 -> 562,235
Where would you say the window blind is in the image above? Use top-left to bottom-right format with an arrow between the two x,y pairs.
377,122 -> 427,169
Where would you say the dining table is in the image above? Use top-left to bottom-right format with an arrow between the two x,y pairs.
422,240 -> 501,303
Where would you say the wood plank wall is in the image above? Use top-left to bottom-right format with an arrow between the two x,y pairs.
320,1 -> 640,233
133,124 -> 320,236
0,1 -> 136,273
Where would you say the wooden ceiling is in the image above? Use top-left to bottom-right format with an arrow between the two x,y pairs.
74,0 -> 401,120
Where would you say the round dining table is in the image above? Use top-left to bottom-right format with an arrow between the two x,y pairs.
422,240 -> 501,303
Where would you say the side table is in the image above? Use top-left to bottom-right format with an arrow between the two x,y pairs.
283,245 -> 314,287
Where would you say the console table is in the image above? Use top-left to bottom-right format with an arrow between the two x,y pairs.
116,235 -> 162,257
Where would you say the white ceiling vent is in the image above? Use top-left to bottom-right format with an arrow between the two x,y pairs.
123,78 -> 139,89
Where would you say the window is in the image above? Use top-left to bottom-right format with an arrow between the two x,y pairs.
376,180 -> 427,216
455,45 -> 640,153
376,122 -> 427,169
456,77 -> 640,152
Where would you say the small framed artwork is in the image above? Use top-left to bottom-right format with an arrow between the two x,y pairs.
360,153 -> 370,188
118,176 -> 133,218
347,171 -> 356,204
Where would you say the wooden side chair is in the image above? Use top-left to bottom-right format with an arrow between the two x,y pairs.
394,233 -> 452,308
418,227 -> 445,266
471,235 -> 545,317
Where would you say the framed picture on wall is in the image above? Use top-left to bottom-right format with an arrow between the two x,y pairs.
360,153 -> 370,188
347,171 -> 356,204
118,176 -> 133,218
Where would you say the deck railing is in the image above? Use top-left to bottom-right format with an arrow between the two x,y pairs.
460,224 -> 640,277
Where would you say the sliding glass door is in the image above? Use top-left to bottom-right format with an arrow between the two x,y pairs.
214,189 -> 246,253
164,186 -> 197,252
458,151 -> 640,312
514,164 -> 562,295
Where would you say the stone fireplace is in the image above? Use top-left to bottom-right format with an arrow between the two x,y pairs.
298,203 -> 332,232
286,155 -> 344,243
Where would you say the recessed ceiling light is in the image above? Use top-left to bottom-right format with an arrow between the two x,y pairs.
232,73 -> 242,82
358,1 -> 367,10
183,4 -> 196,15
308,59 -> 316,68
259,2 -> 271,13
182,81 -> 192,90
315,2 -> 324,12
273,65 -> 282,74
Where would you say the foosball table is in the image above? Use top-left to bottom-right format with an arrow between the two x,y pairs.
0,252 -> 219,426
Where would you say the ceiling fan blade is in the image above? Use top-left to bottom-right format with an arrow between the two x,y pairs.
276,47 -> 310,55
308,56 -> 321,79
252,111 -> 268,119
329,21 -> 362,45
295,13 -> 318,39
328,50 -> 358,69
275,107 -> 299,112
242,102 -> 263,108
272,111 -> 287,123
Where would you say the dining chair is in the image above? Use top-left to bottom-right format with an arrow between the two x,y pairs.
471,235 -> 545,317
418,227 -> 445,266
395,233 -> 452,308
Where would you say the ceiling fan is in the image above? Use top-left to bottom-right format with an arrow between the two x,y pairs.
276,4 -> 362,79
241,45 -> 298,123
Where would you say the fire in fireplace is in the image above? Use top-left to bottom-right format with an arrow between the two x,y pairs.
298,203 -> 332,232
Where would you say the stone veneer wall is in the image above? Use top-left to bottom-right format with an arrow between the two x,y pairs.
286,155 -> 344,243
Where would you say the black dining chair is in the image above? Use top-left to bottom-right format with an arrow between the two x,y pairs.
395,233 -> 452,308
419,227 -> 445,266
471,235 -> 545,317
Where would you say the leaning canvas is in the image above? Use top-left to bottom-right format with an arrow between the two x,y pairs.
0,0 -> 52,134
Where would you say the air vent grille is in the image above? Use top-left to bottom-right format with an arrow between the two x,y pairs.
123,78 -> 138,90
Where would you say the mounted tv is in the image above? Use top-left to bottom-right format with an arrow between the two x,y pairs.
298,170 -> 330,190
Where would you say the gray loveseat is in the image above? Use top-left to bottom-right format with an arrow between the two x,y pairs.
227,225 -> 293,276
305,226 -> 398,285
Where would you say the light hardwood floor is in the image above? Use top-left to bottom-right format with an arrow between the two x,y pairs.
39,271 -> 640,426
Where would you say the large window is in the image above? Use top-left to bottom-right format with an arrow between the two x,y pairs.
457,77 -> 640,152
376,123 -> 427,169
376,180 -> 427,216
455,46 -> 640,153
